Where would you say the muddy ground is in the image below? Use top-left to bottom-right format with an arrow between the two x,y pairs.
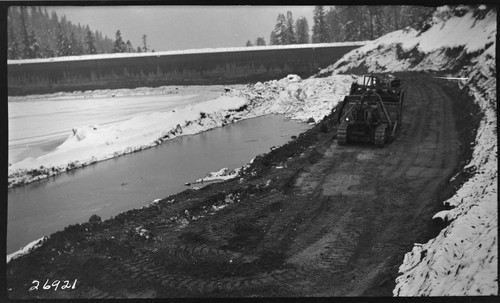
6,72 -> 481,298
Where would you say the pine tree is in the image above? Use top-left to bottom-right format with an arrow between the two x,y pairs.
113,30 -> 127,53
295,17 -> 310,44
41,42 -> 55,58
392,6 -> 400,31
269,30 -> 279,45
367,6 -> 375,40
27,30 -> 41,58
325,7 -> 343,42
56,23 -> 71,56
103,35 -> 113,53
340,6 -> 363,41
362,6 -> 386,40
37,7 -> 54,57
372,6 -> 386,39
255,37 -> 266,46
94,30 -> 101,53
246,40 -> 253,47
312,6 -> 328,43
273,13 -> 287,45
126,40 -> 134,52
7,8 -> 22,59
20,7 -> 31,58
8,25 -> 21,59
284,11 -> 296,44
136,46 -> 142,53
85,29 -> 97,54
69,31 -> 82,55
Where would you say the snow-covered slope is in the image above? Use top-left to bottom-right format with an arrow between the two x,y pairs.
323,5 -> 497,296
321,5 -> 496,75
8,74 -> 353,187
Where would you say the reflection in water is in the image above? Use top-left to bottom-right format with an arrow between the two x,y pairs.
7,115 -> 310,254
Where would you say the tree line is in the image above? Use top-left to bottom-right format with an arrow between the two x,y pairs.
246,5 -> 436,46
7,6 -> 152,60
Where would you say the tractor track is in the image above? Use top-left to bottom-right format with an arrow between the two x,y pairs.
7,73 -> 475,298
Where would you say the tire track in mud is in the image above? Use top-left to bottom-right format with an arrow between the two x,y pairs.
381,75 -> 434,179
112,191 -> 312,296
117,247 -> 302,296
182,192 -> 285,246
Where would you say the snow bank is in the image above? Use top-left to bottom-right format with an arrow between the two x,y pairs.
394,81 -> 497,296
7,237 -> 46,264
9,74 -> 353,187
8,95 -> 248,187
323,5 -> 497,296
194,167 -> 241,183
229,74 -> 353,123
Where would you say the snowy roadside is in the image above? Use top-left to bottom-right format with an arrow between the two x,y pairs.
323,5 -> 496,296
8,74 -> 353,188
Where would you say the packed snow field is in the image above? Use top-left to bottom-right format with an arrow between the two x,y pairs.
8,74 -> 352,188
322,5 -> 497,296
8,89 -> 217,163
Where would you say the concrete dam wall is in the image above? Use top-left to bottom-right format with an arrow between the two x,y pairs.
8,42 -> 365,96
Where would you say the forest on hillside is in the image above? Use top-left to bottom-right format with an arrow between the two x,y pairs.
246,5 -> 436,46
7,6 -> 148,60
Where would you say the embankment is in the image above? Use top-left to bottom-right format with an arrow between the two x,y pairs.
8,43 -> 364,96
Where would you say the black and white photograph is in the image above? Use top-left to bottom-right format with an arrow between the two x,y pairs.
4,2 -> 497,299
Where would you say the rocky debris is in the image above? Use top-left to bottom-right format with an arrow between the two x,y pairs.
133,226 -> 152,240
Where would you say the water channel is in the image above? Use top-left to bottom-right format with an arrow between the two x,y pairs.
7,115 -> 311,254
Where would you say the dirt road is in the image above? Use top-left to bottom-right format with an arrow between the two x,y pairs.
7,73 -> 479,298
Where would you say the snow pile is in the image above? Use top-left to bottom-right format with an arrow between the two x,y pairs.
7,237 -> 46,264
230,74 -> 353,123
194,167 -> 242,183
9,74 -> 353,187
322,5 -> 497,296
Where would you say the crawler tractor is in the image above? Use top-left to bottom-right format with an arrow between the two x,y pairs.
336,74 -> 404,147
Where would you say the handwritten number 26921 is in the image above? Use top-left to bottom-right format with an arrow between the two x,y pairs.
29,279 -> 77,291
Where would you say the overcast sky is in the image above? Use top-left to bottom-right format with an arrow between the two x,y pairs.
49,5 -> 316,52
